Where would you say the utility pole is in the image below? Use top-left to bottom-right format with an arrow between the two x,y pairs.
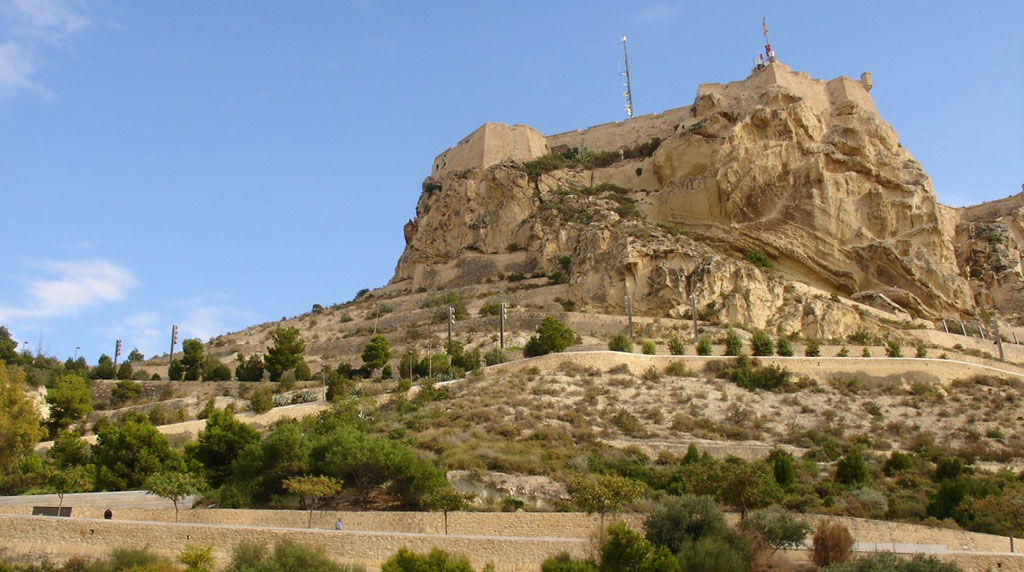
941,319 -> 948,334
169,325 -> 178,363
625,294 -> 634,341
959,321 -> 967,336
620,35 -> 634,119
690,295 -> 698,339
500,301 -> 507,349
113,339 -> 122,372
447,305 -> 454,344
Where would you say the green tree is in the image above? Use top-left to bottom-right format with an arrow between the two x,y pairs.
206,362 -> 232,381
116,361 -> 133,380
835,447 -> 869,486
570,474 -> 645,539
423,484 -> 474,535
46,372 -> 93,433
601,521 -> 679,572
181,339 -> 205,380
361,335 -> 392,373
740,509 -> 811,554
264,327 -> 306,381
47,430 -> 90,468
0,327 -> 18,362
0,363 -> 42,493
696,336 -> 712,355
310,425 -> 447,508
91,354 -> 116,379
282,474 -> 343,527
45,465 -> 92,513
381,548 -> 474,572
145,471 -> 204,521
718,459 -> 780,519
235,353 -> 265,382
643,494 -> 726,553
294,361 -> 312,381
724,329 -> 743,356
767,448 -> 796,487
751,330 -> 774,356
229,420 -> 311,504
608,333 -> 633,352
111,379 -> 143,406
92,412 -> 185,490
525,316 -> 575,357
127,348 -> 145,362
916,342 -> 929,358
168,359 -> 184,381
188,407 -> 258,487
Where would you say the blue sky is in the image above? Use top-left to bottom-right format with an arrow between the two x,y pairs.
1,1 -> 1021,363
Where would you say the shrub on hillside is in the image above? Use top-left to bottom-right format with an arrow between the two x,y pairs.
608,333 -> 633,353
696,337 -> 712,355
811,520 -> 854,567
805,338 -> 821,357
751,331 -> 774,356
744,249 -> 771,268
226,540 -> 365,572
776,336 -> 794,356
381,548 -> 475,572
524,317 -> 575,357
668,336 -> 685,355
820,553 -> 964,572
644,494 -> 726,553
885,339 -> 902,358
248,385 -> 274,414
641,340 -> 656,355
724,329 -> 743,356
721,355 -> 792,392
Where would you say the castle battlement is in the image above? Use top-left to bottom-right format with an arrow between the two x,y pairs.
429,63 -> 876,179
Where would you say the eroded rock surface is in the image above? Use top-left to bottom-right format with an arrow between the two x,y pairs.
392,63 -> 986,336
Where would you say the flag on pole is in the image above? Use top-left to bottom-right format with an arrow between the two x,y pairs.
762,18 -> 768,37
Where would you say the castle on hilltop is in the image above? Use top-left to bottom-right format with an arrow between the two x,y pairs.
430,63 -> 876,180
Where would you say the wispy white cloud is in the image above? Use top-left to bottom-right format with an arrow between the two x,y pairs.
0,258 -> 138,321
106,311 -> 164,360
634,4 -> 679,25
173,295 -> 260,344
0,0 -> 90,100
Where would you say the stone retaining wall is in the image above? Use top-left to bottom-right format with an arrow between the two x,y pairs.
0,514 -> 588,572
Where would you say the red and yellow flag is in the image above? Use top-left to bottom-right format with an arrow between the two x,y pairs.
762,18 -> 768,37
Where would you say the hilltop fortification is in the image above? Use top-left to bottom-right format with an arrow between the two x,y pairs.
393,62 -> 985,337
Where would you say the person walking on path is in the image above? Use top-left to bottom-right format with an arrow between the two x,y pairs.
334,516 -> 343,531
103,508 -> 112,520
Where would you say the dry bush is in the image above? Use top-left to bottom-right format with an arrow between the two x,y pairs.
811,520 -> 853,567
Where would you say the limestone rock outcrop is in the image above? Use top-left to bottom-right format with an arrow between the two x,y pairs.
391,63 -> 987,335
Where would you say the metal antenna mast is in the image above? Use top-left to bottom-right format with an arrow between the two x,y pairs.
620,35 -> 634,118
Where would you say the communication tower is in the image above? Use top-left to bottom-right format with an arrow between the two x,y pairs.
620,35 -> 634,118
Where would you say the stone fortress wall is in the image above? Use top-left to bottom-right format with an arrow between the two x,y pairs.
429,63 -> 876,180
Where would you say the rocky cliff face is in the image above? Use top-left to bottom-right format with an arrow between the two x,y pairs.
391,63 -> 987,336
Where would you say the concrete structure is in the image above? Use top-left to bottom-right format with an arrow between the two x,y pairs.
428,63 -> 877,179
